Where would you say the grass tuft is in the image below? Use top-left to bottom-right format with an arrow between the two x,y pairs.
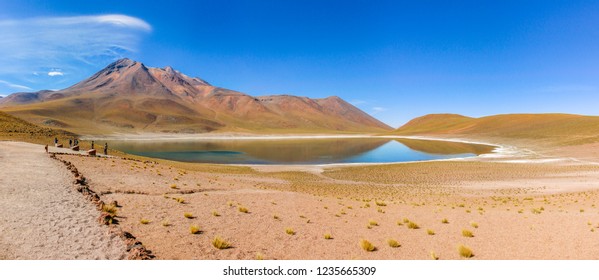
285,228 -> 295,235
212,236 -> 231,249
184,212 -> 194,219
407,221 -> 419,229
190,225 -> 201,234
238,206 -> 249,213
387,239 -> 400,248
427,229 -> 435,235
102,204 -> 118,216
140,218 -> 150,224
457,244 -> 473,258
360,239 -> 376,251
324,233 -> 333,239
441,218 -> 449,224
462,229 -> 474,237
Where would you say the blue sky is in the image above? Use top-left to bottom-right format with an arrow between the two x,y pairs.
0,1 -> 598,127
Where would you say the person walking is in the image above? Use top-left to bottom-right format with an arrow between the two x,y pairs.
69,139 -> 72,147
44,144 -> 48,153
103,143 -> 108,155
91,141 -> 95,149
54,137 -> 58,145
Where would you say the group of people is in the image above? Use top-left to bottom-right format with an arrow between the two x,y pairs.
66,138 -> 79,147
49,137 -> 109,155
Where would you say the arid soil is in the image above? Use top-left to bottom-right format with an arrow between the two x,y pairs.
0,141 -> 126,259
49,140 -> 599,260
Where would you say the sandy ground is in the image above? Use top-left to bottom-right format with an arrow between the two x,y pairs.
50,138 -> 599,260
5,135 -> 599,260
0,141 -> 126,259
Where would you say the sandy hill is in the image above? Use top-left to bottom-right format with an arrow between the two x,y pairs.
0,59 -> 392,135
394,113 -> 599,145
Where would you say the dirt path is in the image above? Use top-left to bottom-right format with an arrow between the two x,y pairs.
0,141 -> 126,259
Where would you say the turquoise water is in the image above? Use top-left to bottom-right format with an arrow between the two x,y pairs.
107,138 -> 494,165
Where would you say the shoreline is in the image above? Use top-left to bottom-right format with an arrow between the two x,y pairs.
79,132 -> 586,176
53,133 -> 582,174
79,133 -> 518,170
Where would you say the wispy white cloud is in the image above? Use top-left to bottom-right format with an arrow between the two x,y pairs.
88,15 -> 151,31
0,14 -> 151,92
0,79 -> 32,91
47,71 -> 64,77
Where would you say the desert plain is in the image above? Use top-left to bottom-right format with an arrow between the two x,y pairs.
3,123 -> 599,260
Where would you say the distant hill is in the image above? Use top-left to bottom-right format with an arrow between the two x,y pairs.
0,111 -> 73,142
0,58 -> 392,134
394,113 -> 599,145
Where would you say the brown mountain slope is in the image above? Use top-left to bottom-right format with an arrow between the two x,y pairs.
394,113 -> 599,145
0,58 -> 391,134
0,111 -> 74,143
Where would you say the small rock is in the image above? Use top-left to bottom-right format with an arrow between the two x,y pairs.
74,176 -> 85,185
89,194 -> 100,203
98,213 -> 113,225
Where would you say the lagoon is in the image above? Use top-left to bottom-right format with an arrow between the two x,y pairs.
107,137 -> 495,165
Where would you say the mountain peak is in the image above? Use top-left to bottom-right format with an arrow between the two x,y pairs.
163,66 -> 175,73
114,57 -> 136,66
323,95 -> 342,101
102,57 -> 141,74
0,58 -> 391,133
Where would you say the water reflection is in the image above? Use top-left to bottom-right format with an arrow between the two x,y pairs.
107,138 -> 494,164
